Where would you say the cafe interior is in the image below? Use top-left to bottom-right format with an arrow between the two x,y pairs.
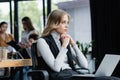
0,0 -> 120,80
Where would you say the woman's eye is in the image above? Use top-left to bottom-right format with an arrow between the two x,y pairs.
61,21 -> 66,24
61,21 -> 69,24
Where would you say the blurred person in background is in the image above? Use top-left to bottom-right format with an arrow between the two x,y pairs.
0,21 -> 15,56
19,16 -> 38,49
19,16 -> 39,80
0,21 -> 15,77
28,33 -> 39,47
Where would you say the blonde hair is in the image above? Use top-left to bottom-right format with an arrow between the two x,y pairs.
41,9 -> 70,37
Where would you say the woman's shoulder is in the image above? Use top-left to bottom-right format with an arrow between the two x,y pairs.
37,37 -> 44,41
37,38 -> 46,44
34,30 -> 39,34
37,36 -> 52,42
6,33 -> 14,41
29,29 -> 38,35
7,33 -> 13,37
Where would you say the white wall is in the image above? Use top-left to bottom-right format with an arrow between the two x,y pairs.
57,0 -> 91,43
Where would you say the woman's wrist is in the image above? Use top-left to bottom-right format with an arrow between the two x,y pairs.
71,42 -> 76,47
62,44 -> 67,48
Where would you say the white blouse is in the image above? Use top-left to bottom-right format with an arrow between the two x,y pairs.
21,30 -> 36,45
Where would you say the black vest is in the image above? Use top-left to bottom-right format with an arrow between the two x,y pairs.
44,35 -> 75,70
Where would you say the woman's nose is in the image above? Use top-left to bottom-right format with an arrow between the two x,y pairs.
66,24 -> 68,28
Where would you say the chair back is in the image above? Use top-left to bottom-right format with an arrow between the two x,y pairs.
31,42 -> 38,69
31,42 -> 51,71
28,42 -> 49,80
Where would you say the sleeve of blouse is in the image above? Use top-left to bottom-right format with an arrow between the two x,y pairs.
72,44 -> 88,69
37,38 -> 68,72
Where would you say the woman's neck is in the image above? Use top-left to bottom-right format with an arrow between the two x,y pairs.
0,31 -> 6,34
0,32 -> 6,40
25,28 -> 30,32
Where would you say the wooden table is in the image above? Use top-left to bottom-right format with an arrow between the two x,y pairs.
0,59 -> 32,80
0,59 -> 32,68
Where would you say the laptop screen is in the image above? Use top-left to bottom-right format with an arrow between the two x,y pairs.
95,54 -> 120,77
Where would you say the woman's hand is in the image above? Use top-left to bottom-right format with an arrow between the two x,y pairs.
60,34 -> 70,48
69,35 -> 76,47
60,33 -> 76,48
18,42 -> 26,48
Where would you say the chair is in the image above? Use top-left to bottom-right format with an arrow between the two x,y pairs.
0,68 -> 12,80
27,43 -> 49,80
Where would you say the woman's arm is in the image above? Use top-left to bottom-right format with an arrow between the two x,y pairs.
72,45 -> 88,69
37,38 -> 68,72
68,35 -> 88,69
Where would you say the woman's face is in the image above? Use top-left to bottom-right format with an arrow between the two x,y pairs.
0,24 -> 8,33
28,38 -> 35,46
55,14 -> 69,34
22,21 -> 27,31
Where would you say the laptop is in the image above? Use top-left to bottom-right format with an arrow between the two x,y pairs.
72,54 -> 120,77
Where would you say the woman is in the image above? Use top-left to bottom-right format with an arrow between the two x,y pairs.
0,21 -> 15,76
37,9 -> 88,80
20,16 -> 38,48
18,17 -> 39,80
37,9 -> 120,80
0,21 -> 15,53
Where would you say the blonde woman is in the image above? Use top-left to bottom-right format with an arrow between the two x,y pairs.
37,9 -> 120,80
